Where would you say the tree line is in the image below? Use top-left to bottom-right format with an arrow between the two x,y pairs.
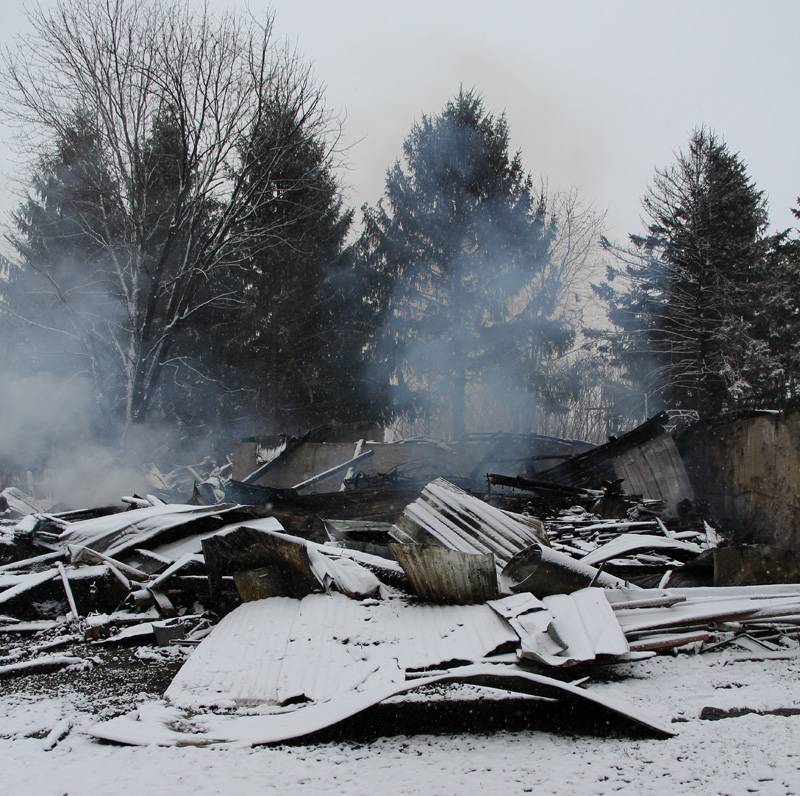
2,0 -> 798,451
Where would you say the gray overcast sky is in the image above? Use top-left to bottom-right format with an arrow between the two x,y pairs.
1,0 -> 798,247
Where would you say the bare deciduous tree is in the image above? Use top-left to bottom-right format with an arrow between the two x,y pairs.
2,0 -> 337,431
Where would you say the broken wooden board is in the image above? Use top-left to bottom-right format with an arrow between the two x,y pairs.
203,526 -> 393,604
0,655 -> 89,679
0,568 -> 59,605
628,630 -> 709,652
91,622 -> 156,647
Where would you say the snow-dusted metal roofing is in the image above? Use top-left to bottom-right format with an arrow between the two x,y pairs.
615,592 -> 800,634
580,533 -> 702,567
489,588 -> 629,667
95,662 -> 674,747
165,593 -> 517,708
55,503 -> 248,556
167,586 -> 634,715
393,479 -> 543,570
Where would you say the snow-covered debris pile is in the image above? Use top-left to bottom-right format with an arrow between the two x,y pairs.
2,467 -> 800,750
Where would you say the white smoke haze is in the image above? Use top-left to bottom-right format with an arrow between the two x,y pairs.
373,153 -> 607,439
0,371 -> 200,508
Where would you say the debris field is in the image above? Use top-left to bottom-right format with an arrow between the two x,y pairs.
2,412 -> 800,791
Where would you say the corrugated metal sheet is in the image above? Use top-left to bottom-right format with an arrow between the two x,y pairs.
95,662 -> 674,746
167,587 -> 634,714
489,588 -> 629,667
536,413 -> 694,517
390,544 -> 499,604
579,533 -> 702,567
165,593 -> 518,708
393,479 -> 543,570
614,433 -> 694,517
55,503 -> 250,557
547,589 -> 629,660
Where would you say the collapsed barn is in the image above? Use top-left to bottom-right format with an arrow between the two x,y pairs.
2,409 -> 800,747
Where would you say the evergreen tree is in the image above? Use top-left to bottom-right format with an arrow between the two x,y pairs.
361,89 -> 567,437
3,0 -> 338,432
597,129 -> 769,416
6,102 -> 370,443
748,202 -> 800,406
5,109 -> 223,438
189,101 -> 377,434
5,112 -> 124,436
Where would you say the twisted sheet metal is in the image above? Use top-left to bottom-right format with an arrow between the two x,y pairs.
166,593 -> 517,708
393,479 -> 543,569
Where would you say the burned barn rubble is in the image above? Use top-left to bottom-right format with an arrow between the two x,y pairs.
2,411 -> 800,749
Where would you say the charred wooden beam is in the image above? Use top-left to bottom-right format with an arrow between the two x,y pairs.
487,473 -> 600,498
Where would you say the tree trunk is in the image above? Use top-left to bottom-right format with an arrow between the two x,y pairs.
451,363 -> 466,439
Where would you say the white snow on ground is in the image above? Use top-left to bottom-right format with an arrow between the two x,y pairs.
2,652 -> 800,795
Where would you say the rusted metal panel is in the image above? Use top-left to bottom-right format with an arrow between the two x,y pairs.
713,546 -> 800,586
390,544 -> 499,604
681,411 -> 800,547
536,413 -> 671,486
229,535 -> 321,600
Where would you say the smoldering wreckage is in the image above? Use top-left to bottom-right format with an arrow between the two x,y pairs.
3,409 -> 800,750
